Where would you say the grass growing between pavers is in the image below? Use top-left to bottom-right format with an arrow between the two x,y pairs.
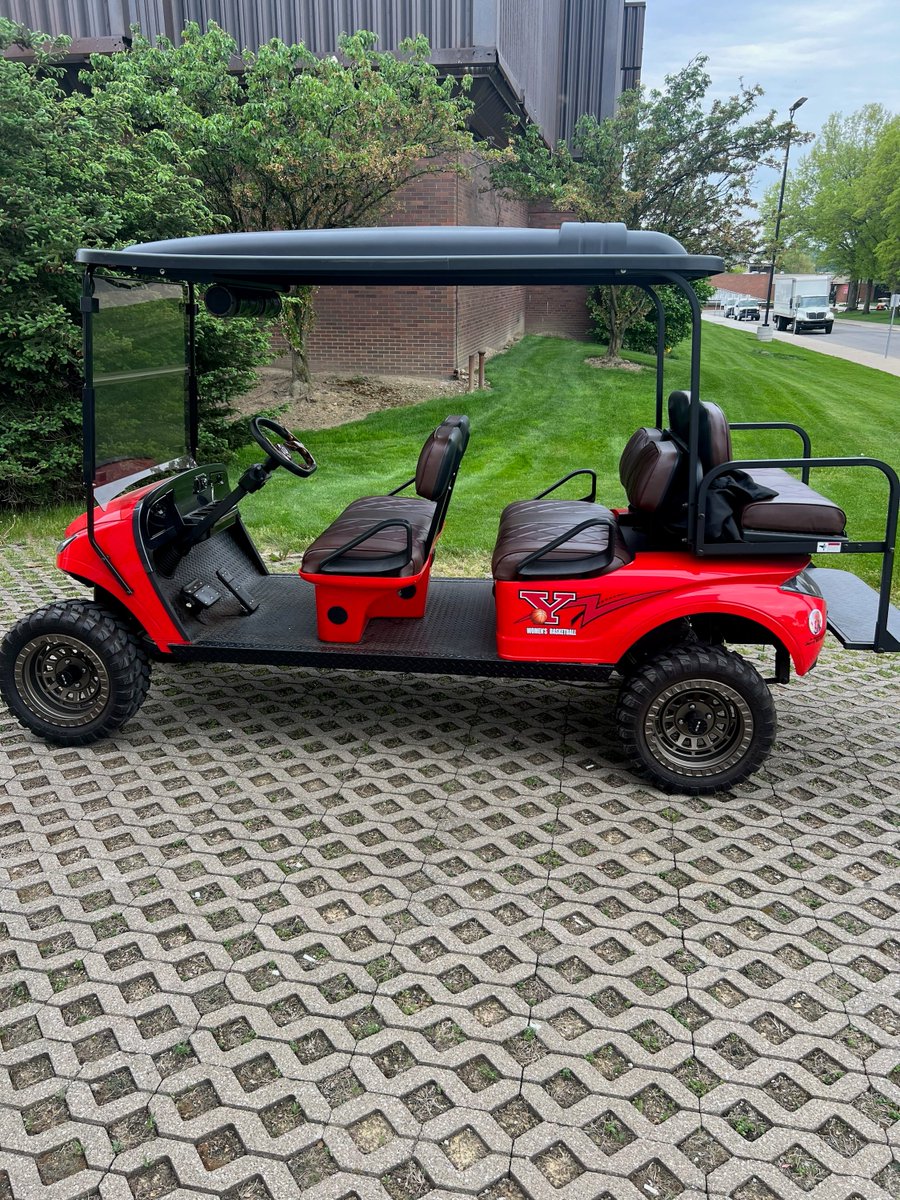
4,326 -> 899,595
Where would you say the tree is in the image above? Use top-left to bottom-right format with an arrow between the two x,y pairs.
784,106 -> 891,310
0,22 -> 204,507
863,116 -> 900,289
82,24 -> 479,396
587,280 -> 714,354
494,59 -> 794,359
0,21 -> 266,507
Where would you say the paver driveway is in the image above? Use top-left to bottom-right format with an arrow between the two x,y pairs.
0,546 -> 898,1200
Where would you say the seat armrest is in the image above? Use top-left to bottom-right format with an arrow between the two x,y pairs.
517,516 -> 615,579
317,518 -> 413,576
729,423 -> 812,483
388,475 -> 417,496
532,469 -> 597,503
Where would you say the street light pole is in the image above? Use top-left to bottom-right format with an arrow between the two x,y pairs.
761,96 -> 807,333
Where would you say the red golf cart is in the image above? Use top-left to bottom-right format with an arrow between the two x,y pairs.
1,224 -> 897,793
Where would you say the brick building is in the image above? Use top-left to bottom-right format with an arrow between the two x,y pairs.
3,0 -> 645,375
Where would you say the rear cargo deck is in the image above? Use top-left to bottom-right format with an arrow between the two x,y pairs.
808,566 -> 900,651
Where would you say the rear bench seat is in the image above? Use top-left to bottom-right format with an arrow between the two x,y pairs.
667,391 -> 847,539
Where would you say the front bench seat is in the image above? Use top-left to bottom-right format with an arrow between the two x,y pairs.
667,391 -> 846,538
301,416 -> 469,577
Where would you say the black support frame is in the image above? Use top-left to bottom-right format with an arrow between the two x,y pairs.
695,457 -> 900,651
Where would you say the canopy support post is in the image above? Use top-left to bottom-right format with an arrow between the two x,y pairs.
659,273 -> 702,548
637,284 -> 666,429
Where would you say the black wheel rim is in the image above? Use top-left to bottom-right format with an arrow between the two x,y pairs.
644,677 -> 753,778
14,635 -> 111,728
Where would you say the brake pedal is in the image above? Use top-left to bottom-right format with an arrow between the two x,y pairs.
181,579 -> 221,613
216,569 -> 259,614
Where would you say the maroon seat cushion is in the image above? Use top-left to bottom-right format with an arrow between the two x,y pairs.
741,469 -> 847,537
492,499 -> 632,581
301,495 -> 436,575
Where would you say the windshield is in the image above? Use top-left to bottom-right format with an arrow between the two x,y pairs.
92,274 -> 191,506
796,295 -> 829,308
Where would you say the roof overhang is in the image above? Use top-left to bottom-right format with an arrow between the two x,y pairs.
77,223 -> 724,287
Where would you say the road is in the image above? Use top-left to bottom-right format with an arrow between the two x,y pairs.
828,315 -> 899,359
704,310 -> 900,376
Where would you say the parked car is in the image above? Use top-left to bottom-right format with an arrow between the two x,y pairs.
736,300 -> 760,322
723,303 -> 737,319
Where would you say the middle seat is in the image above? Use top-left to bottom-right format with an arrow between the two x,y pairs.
491,470 -> 633,581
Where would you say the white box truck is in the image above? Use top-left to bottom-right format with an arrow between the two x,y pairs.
772,274 -> 834,334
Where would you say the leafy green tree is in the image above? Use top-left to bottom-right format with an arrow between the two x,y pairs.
0,22 -> 204,507
587,280 -> 714,355
82,24 -> 478,395
0,21 -> 267,507
863,116 -> 900,289
783,106 -> 891,310
494,59 -> 793,358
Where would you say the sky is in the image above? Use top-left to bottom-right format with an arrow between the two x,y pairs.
640,0 -> 900,187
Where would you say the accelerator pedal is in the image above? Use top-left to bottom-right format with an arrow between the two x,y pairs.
216,569 -> 259,615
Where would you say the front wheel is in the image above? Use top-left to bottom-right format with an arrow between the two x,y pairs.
616,646 -> 776,794
825,323 -> 833,334
0,600 -> 150,745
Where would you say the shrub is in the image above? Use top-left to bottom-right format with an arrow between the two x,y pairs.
587,280 -> 714,356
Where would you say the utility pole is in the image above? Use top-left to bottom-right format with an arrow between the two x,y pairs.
759,96 -> 807,341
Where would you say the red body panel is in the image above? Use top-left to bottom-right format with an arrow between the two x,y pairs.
58,488 -> 186,653
495,552 -> 826,675
299,557 -> 433,643
57,484 -> 826,676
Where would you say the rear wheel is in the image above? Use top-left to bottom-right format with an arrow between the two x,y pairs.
616,645 -> 776,794
0,600 -> 150,745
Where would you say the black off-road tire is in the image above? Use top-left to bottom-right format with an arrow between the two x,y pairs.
0,600 -> 151,745
616,645 -> 776,794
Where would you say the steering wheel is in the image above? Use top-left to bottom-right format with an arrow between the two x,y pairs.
250,417 -> 317,478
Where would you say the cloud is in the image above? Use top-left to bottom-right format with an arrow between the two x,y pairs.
641,0 -> 900,99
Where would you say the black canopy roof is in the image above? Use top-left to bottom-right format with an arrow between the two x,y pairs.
77,223 -> 724,286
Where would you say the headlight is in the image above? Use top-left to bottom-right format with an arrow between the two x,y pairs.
56,534 -> 79,555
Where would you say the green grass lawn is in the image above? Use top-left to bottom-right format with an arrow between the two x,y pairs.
234,326 -> 899,594
5,326 -> 899,596
835,309 -> 893,323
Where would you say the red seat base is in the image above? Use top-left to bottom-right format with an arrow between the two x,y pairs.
298,557 -> 433,643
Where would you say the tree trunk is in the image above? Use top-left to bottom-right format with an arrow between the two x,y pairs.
604,288 -> 624,360
862,279 -> 873,314
290,343 -> 311,400
280,285 -> 317,400
847,278 -> 859,312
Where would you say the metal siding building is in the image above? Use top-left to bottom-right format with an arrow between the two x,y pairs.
2,0 -> 644,141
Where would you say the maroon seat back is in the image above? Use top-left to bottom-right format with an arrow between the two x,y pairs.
618,426 -> 681,515
414,417 -> 467,500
